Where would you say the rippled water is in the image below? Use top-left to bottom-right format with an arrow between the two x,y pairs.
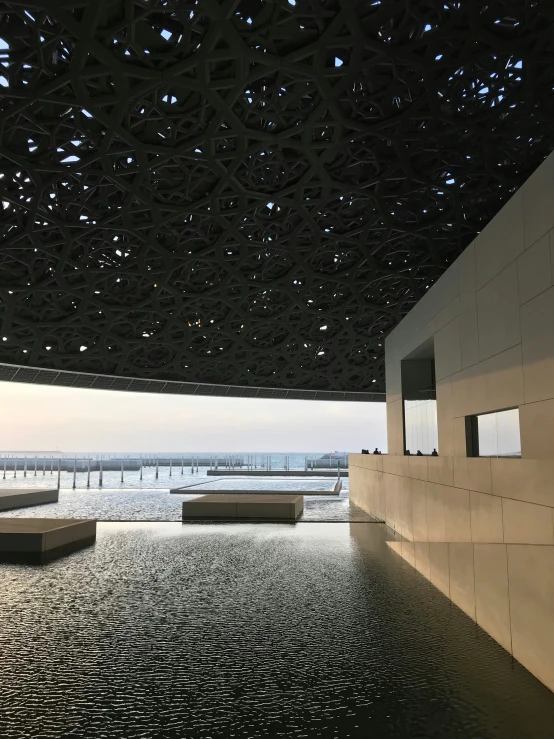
0,473 -> 373,522
0,466 -> 348,492
0,488 -> 372,522
1,522 -> 554,739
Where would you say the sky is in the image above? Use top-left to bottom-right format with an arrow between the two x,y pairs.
0,381 -> 387,454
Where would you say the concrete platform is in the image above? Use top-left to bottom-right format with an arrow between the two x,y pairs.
0,519 -> 96,563
171,486 -> 337,495
182,494 -> 304,521
206,470 -> 348,477
0,488 -> 59,512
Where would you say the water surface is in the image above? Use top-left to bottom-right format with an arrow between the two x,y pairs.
1,522 -> 553,738
0,472 -> 372,522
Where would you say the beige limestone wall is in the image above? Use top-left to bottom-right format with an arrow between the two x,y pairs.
354,152 -> 554,692
350,452 -> 554,692
384,151 -> 554,458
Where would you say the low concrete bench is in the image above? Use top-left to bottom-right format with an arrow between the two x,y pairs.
0,488 -> 59,512
206,470 -> 348,477
182,494 -> 303,521
0,519 -> 96,563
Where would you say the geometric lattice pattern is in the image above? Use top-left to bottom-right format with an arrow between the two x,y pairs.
1,2 -> 554,395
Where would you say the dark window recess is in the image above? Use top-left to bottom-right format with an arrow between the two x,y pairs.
401,355 -> 438,455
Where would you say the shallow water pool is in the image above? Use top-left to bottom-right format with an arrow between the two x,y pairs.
1,522 -> 553,738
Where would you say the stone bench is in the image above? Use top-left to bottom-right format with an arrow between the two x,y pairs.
0,519 -> 96,563
0,488 -> 59,512
182,494 -> 303,521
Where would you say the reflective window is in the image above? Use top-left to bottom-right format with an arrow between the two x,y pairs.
476,408 -> 520,457
404,399 -> 438,455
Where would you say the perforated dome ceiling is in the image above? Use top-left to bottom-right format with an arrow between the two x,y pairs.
1,1 -> 553,399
